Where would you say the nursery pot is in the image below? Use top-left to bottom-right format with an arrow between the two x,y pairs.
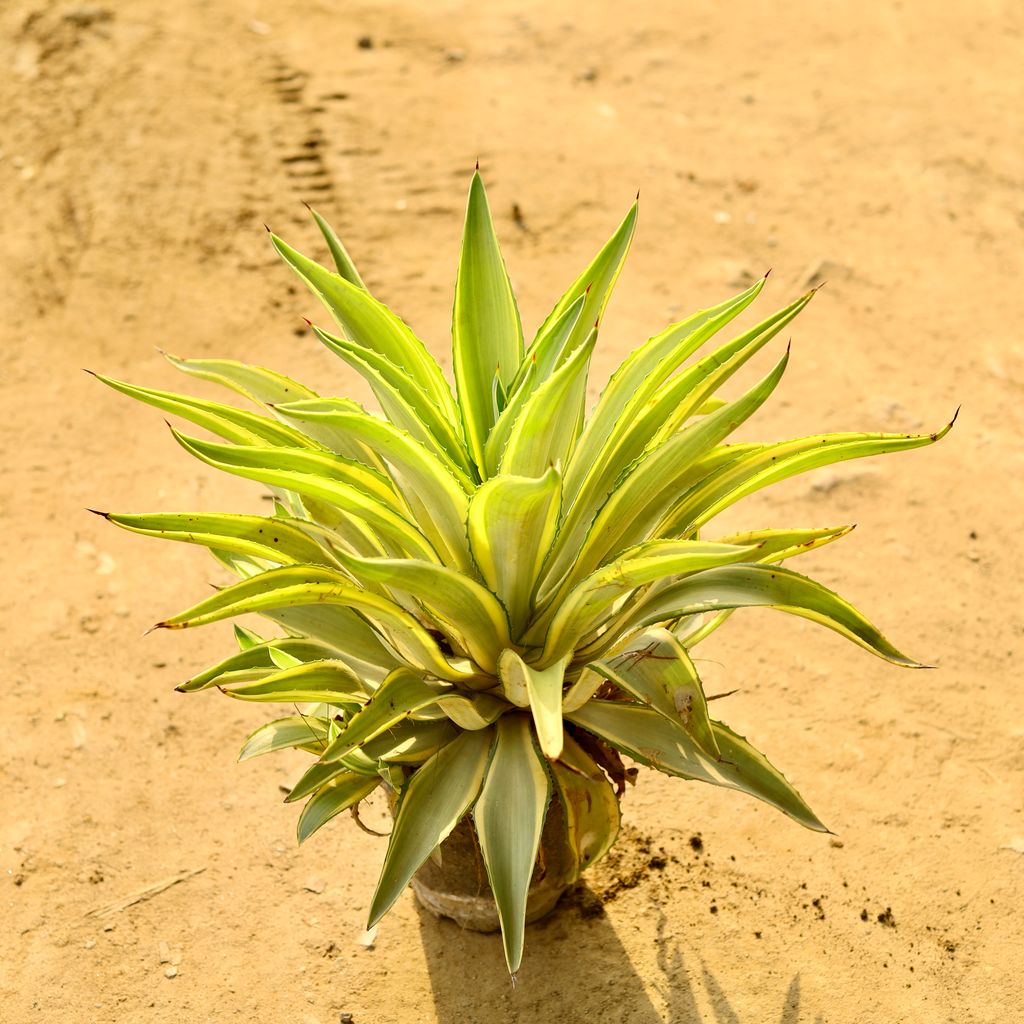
390,790 -> 579,933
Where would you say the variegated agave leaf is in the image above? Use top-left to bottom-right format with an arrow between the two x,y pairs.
96,170 -> 951,975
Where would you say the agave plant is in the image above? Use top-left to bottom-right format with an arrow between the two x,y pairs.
94,172 -> 950,975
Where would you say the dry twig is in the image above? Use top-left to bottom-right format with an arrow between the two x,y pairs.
86,868 -> 205,918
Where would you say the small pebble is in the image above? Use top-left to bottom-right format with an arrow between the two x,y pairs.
356,35 -> 373,49
164,967 -> 177,979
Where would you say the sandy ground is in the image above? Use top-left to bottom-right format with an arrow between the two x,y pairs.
2,1 -> 1023,1021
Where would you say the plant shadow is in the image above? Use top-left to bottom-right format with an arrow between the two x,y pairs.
416,885 -> 668,1024
417,887 -> 811,1024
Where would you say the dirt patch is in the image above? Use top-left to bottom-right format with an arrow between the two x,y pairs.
2,1 -> 1023,1022
559,825 -> 675,916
